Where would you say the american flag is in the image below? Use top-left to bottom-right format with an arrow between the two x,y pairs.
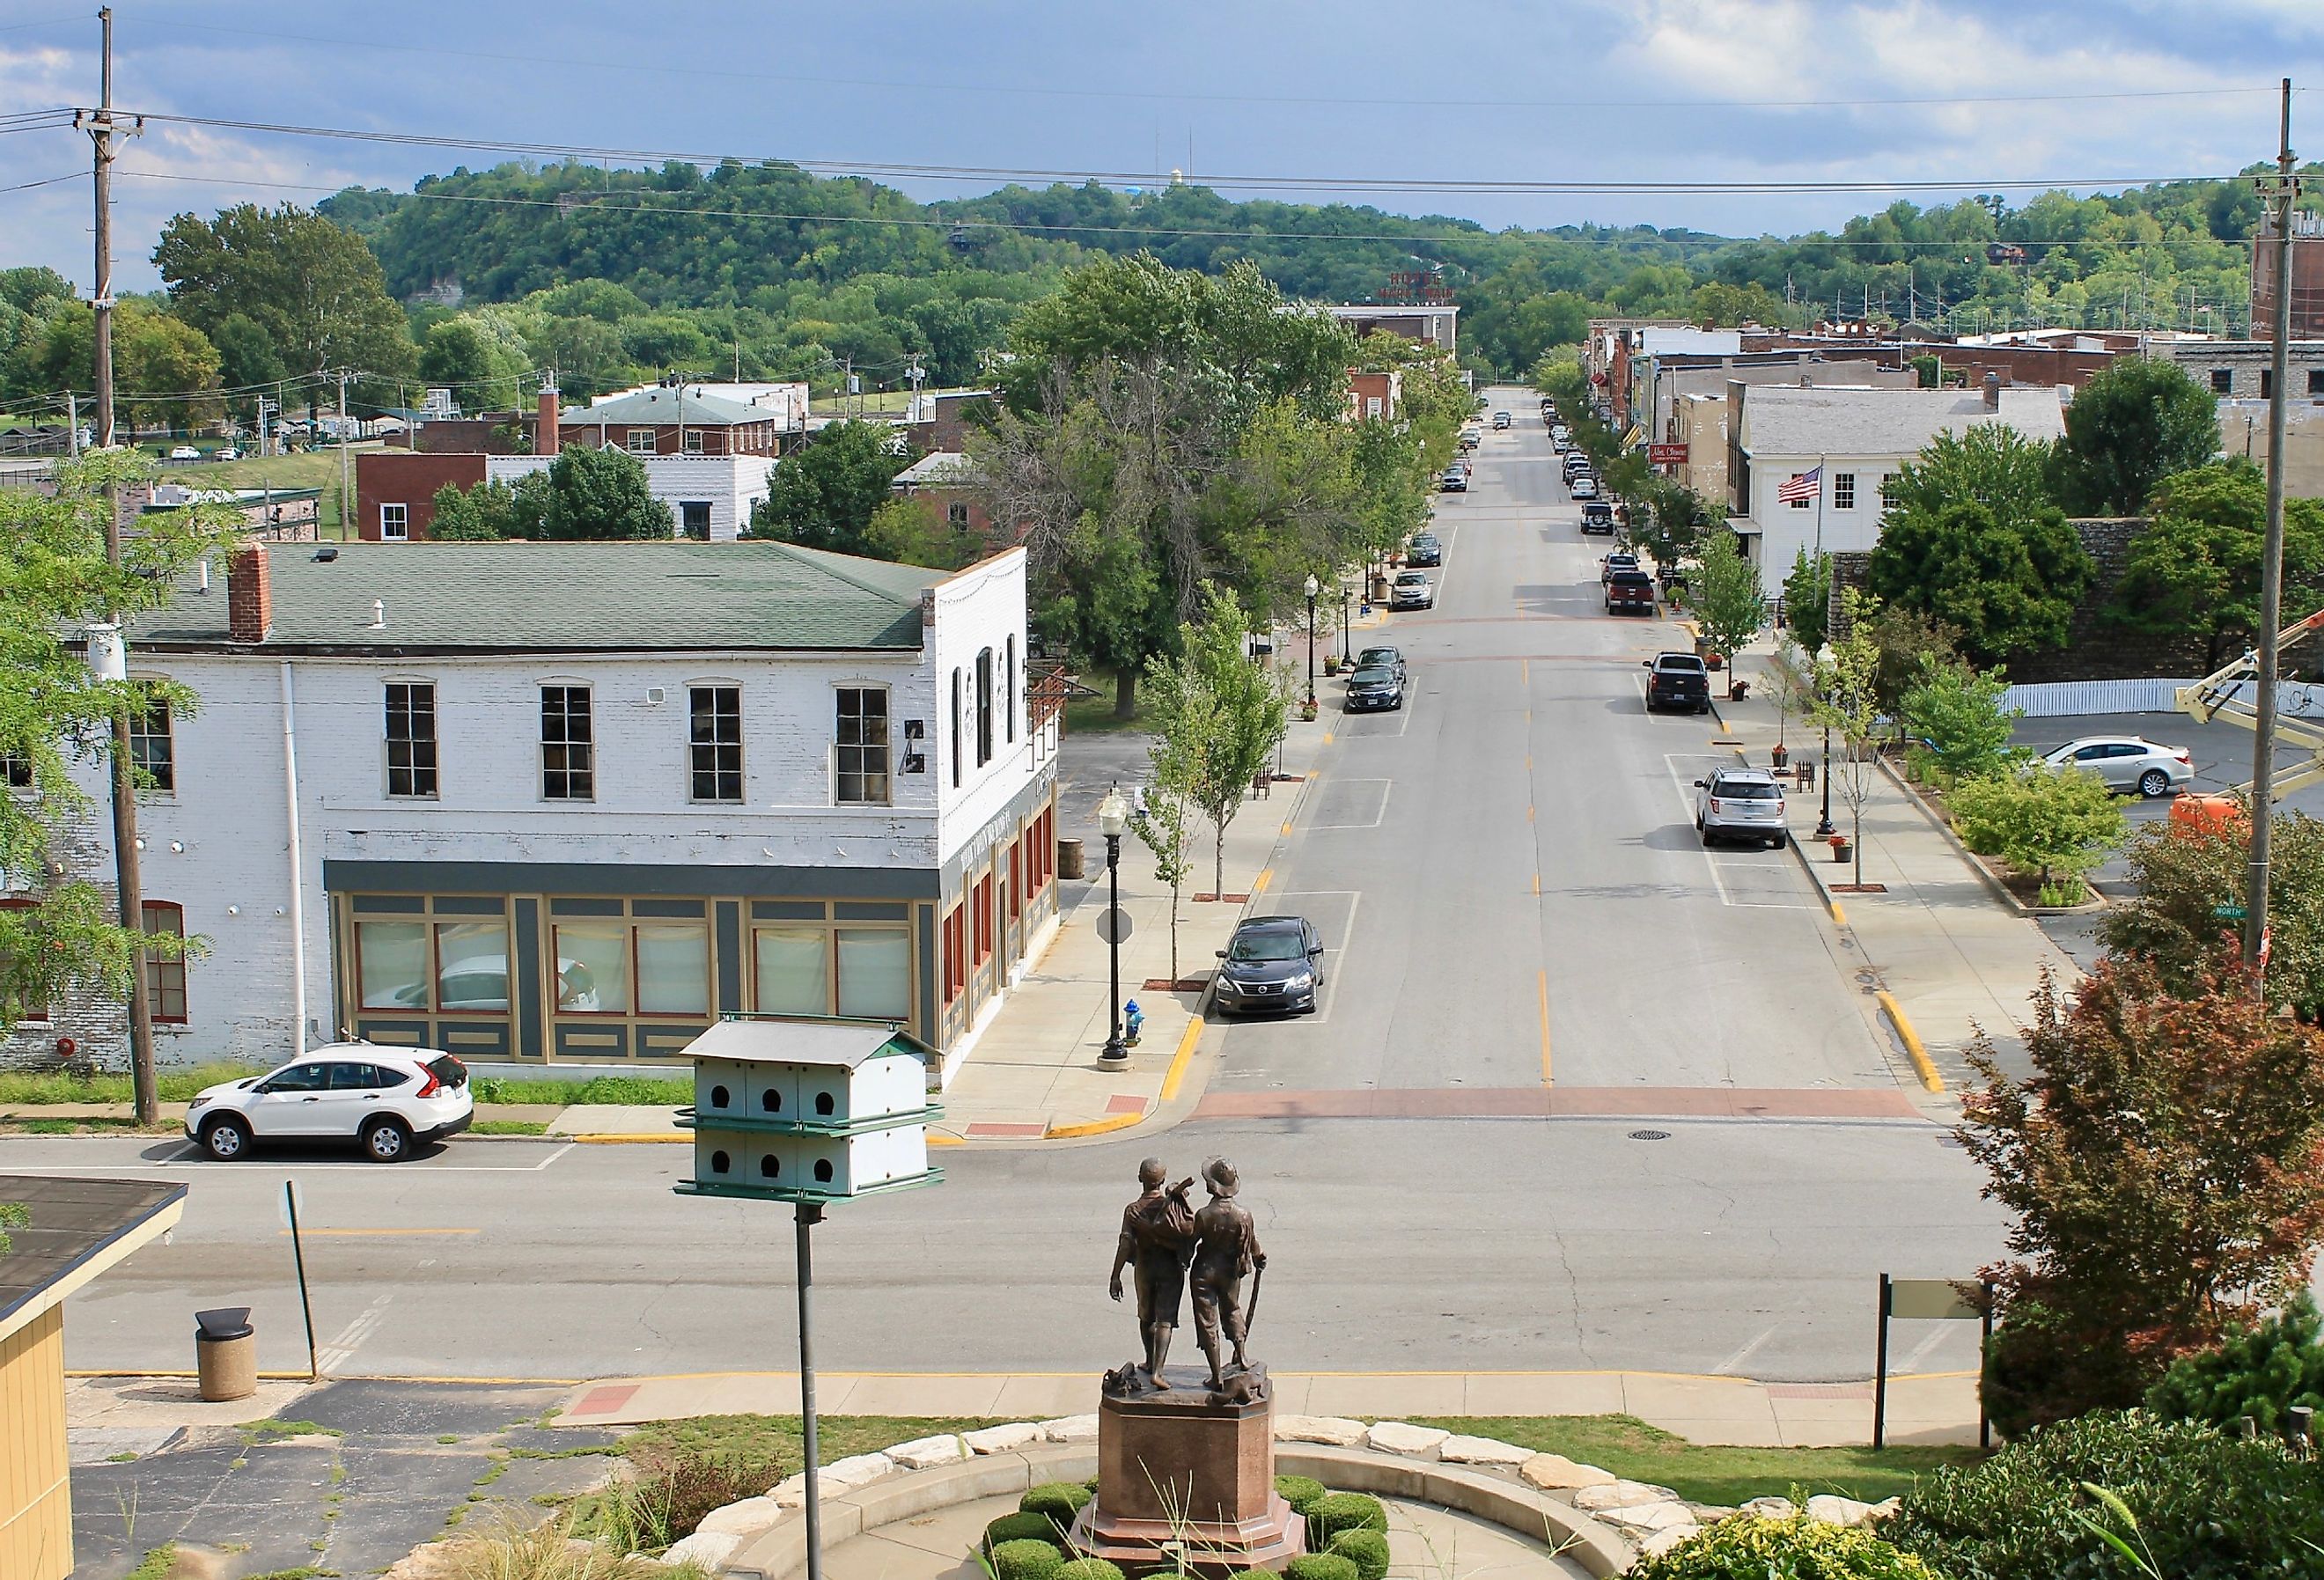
1777,467 -> 1822,504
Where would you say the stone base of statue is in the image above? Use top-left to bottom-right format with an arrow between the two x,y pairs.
1070,1363 -> 1305,1576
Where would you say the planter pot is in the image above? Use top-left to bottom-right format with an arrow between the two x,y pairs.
1830,839 -> 1852,864
1300,701 -> 1319,721
1770,744 -> 1789,768
1323,658 -> 1341,676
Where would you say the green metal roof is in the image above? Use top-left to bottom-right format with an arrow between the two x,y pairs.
133,540 -> 940,653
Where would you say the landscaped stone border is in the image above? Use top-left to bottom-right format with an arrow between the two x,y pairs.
664,1415 -> 1901,1576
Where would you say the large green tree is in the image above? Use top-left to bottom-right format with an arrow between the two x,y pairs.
418,316 -> 533,413
0,452 -> 228,1042
210,312 -> 285,424
1865,426 -> 2093,663
11,300 -> 224,434
153,202 -> 416,417
2052,356 -> 2223,515
530,446 -> 670,540
746,421 -> 909,555
2111,460 -> 2324,670
1688,530 -> 1765,698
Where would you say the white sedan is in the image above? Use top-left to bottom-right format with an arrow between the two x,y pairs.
185,1044 -> 474,1162
2039,736 -> 2193,798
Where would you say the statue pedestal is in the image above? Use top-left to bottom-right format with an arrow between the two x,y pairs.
1070,1364 -> 1305,1576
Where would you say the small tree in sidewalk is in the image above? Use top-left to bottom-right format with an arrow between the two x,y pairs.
1898,655 -> 2024,785
1960,953 -> 2324,1437
1807,589 -> 1885,888
1146,587 -> 1291,900
1131,683 -> 1208,985
1946,763 -> 2125,905
1689,530 -> 1766,698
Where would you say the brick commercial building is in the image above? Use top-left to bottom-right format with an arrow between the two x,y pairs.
7,540 -> 1058,1083
2254,209 -> 2324,341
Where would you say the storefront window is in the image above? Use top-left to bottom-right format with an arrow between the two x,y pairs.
636,923 -> 710,1015
358,920 -> 430,1010
555,922 -> 631,1015
754,928 -> 828,1015
434,921 -> 511,1011
836,928 -> 911,1019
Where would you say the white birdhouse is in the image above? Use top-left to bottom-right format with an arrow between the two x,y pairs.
676,1018 -> 941,1204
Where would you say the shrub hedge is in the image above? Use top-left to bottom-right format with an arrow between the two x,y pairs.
1885,1409 -> 2324,1580
2147,1293 -> 2324,1434
1304,1492 -> 1386,1549
1052,1560 -> 1123,1580
983,1512 -> 1065,1555
1632,1515 -> 1938,1578
1274,1474 -> 1328,1515
990,1538 -> 1068,1580
1020,1481 -> 1095,1524
1327,1526 -> 1390,1580
1282,1554 -> 1360,1580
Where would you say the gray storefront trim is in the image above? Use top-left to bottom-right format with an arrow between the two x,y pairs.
323,859 -> 941,901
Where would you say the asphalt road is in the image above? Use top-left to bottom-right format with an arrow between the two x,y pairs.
10,387 -> 2014,1390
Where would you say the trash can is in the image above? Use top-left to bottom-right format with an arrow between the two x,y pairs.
195,1306 -> 257,1401
1056,836 -> 1085,881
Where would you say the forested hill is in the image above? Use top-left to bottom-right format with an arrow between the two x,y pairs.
318,158 -> 2311,378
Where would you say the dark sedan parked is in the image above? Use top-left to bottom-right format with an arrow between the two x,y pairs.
1405,535 -> 1444,567
1343,663 -> 1405,711
1213,915 -> 1326,1016
1356,644 -> 1408,681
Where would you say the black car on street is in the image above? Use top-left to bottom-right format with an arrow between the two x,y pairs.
1213,915 -> 1326,1016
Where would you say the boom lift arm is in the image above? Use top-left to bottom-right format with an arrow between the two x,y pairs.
2177,609 -> 2324,801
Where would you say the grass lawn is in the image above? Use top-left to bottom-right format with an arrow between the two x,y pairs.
809,391 -> 915,415
0,1061 -> 259,1106
1406,1415 -> 1979,1508
3,1116 -> 173,1135
1063,694 -> 1147,735
469,1119 -> 550,1135
606,1413 -> 1974,1510
468,1075 -> 691,1106
167,449 -> 373,537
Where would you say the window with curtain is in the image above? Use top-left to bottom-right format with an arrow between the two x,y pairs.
635,923 -> 710,1015
553,921 -> 632,1014
753,928 -> 829,1015
358,919 -> 430,1010
434,920 -> 511,1010
837,929 -> 911,1019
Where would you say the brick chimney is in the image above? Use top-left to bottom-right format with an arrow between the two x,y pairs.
537,380 -> 562,456
227,541 -> 271,643
1982,371 -> 2004,410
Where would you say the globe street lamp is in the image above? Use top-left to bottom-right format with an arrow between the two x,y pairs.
1303,573 -> 1320,709
1814,642 -> 1835,839
1098,788 -> 1131,1065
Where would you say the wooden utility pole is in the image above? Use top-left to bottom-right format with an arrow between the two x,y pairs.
2247,77 -> 2300,978
335,369 -> 353,539
80,6 -> 159,1123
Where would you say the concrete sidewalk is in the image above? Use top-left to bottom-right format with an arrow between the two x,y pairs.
549,1367 -> 1981,1450
1716,643 -> 2078,1099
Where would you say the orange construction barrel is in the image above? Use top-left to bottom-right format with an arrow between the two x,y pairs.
2171,794 -> 2245,836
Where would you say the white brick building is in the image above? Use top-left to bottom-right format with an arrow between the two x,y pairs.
4,540 -> 1058,1083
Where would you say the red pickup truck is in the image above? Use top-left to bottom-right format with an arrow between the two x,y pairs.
1604,570 -> 1658,615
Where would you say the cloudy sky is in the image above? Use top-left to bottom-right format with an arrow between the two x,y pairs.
4,0 -> 2318,293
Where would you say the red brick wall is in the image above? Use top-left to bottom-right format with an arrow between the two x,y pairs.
555,420 -> 779,457
355,452 -> 488,541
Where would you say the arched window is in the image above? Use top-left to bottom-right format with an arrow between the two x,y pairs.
975,649 -> 994,767
951,669 -> 964,787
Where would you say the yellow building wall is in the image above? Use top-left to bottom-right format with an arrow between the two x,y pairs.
0,1304 -> 72,1580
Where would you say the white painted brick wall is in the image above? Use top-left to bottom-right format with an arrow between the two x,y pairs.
485,453 -> 776,540
17,562 -> 1036,1068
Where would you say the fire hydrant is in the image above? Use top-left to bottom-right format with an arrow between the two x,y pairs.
1123,999 -> 1144,1047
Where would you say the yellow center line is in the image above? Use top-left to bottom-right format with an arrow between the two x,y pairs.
1533,872 -> 1541,897
1538,970 -> 1554,1086
1526,805 -> 1535,822
1253,867 -> 1273,894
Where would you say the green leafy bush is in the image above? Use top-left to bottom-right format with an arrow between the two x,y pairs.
1305,1492 -> 1386,1548
983,1513 -> 1065,1555
1327,1526 -> 1390,1580
1282,1554 -> 1359,1580
1633,1515 -> 1938,1578
1885,1409 -> 2324,1580
2148,1292 -> 2324,1433
1052,1561 -> 1122,1580
989,1538 -> 1068,1580
1019,1481 -> 1093,1524
1274,1474 -> 1327,1515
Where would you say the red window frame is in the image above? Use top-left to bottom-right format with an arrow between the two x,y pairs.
143,900 -> 188,1024
972,875 -> 995,966
942,904 -> 967,1004
1007,839 -> 1024,922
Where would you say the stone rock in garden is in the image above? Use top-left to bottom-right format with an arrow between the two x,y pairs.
1871,1496 -> 1902,1519
1739,1495 -> 1798,1520
1688,1505 -> 1738,1523
965,1422 -> 1045,1454
663,1530 -> 745,1570
769,1472 -> 808,1507
1274,1414 -> 1368,1447
1637,1524 -> 1703,1559
1572,1480 -> 1683,1512
1519,1453 -> 1617,1491
1041,1415 -> 1100,1443
886,1434 -> 968,1469
821,1452 -> 897,1488
1805,1493 -> 1879,1526
695,1495 -> 788,1538
1436,1434 -> 1533,1466
1362,1421 -> 1451,1458
1595,1501 -> 1701,1535
381,1543 -> 466,1580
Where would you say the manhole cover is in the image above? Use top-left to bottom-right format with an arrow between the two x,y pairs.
1628,1129 -> 1672,1141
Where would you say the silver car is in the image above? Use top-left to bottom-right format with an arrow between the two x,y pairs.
2039,737 -> 2192,798
1695,767 -> 1788,849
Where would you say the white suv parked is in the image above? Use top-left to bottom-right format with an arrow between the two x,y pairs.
186,1044 -> 474,1162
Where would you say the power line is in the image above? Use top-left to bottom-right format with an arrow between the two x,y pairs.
104,108 -> 2258,198
116,18 -> 2302,114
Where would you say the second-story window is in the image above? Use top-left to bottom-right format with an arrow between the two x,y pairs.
386,682 -> 438,797
689,685 -> 743,803
130,690 -> 175,793
541,686 -> 593,801
1832,473 -> 1857,511
626,428 -> 658,456
975,649 -> 994,766
950,669 -> 964,787
835,687 -> 890,805
1004,636 -> 1016,744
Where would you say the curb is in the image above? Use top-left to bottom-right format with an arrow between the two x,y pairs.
1782,827 -> 1851,929
1159,1014 -> 1204,1103
1874,990 -> 1945,1094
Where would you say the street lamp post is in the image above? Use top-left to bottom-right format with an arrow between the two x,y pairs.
1813,642 -> 1835,839
1098,788 -> 1130,1064
1341,588 -> 1354,664
1304,574 -> 1320,709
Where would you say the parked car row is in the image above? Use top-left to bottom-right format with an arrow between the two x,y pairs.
1344,644 -> 1408,712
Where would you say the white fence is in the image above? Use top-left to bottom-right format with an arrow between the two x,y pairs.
2003,678 -> 2324,720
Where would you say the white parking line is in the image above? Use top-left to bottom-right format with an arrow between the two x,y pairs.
1308,778 -> 1394,829
1662,755 -> 1807,911
1225,890 -> 1362,1026
1713,1324 -> 1780,1375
